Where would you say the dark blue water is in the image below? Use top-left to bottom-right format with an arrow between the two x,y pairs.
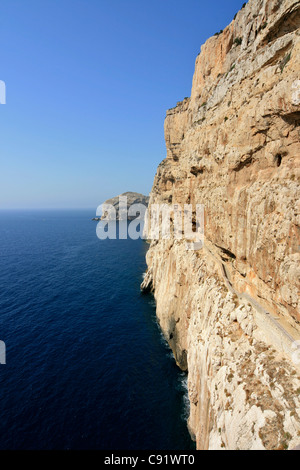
0,210 -> 194,450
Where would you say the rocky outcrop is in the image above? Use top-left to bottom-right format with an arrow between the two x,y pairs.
100,192 -> 149,220
142,0 -> 300,450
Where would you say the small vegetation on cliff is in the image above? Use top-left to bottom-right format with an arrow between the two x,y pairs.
225,63 -> 236,78
233,37 -> 242,46
233,2 -> 248,20
256,21 -> 268,36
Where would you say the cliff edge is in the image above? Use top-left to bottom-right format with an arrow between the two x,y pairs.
142,0 -> 300,450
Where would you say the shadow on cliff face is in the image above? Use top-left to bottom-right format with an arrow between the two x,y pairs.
167,316 -> 188,372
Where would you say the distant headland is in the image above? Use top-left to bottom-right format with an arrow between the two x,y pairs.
92,192 -> 150,221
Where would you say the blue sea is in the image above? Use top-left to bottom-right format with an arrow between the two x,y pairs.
0,210 -> 194,450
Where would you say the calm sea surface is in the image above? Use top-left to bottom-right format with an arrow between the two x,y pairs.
0,210 -> 194,450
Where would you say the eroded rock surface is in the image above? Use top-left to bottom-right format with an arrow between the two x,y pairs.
142,0 -> 300,450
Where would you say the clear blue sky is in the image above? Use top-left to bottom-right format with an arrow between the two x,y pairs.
0,0 -> 246,209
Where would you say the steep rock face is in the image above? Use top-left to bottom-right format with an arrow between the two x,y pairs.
142,0 -> 300,450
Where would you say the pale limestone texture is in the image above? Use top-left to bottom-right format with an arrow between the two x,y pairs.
142,0 -> 300,450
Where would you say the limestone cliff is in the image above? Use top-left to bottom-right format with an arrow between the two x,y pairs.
142,0 -> 300,450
